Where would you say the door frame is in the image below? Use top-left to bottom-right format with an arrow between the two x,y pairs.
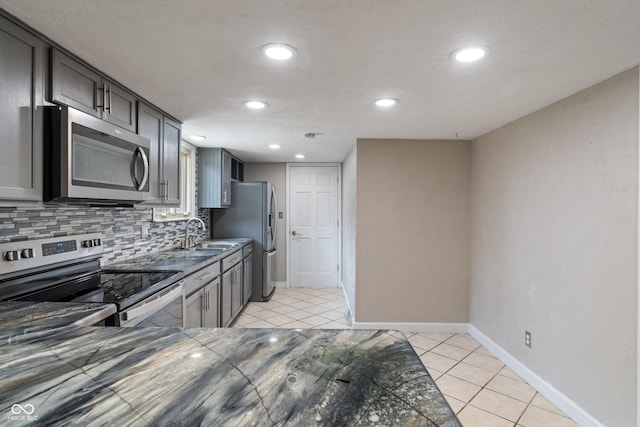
285,163 -> 342,288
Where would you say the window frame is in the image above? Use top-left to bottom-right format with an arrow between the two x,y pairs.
152,141 -> 196,222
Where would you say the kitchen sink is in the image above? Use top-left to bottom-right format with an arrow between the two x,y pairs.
196,241 -> 240,250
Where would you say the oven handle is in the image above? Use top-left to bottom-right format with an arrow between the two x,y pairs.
121,281 -> 183,325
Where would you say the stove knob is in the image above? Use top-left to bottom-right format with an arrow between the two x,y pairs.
93,238 -> 101,247
4,250 -> 20,261
82,240 -> 93,248
21,248 -> 34,259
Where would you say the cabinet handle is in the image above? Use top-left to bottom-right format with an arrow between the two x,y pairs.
104,86 -> 112,113
165,181 -> 169,200
108,86 -> 113,113
198,271 -> 217,282
98,85 -> 107,112
223,190 -> 227,204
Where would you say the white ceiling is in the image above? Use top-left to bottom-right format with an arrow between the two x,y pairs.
2,0 -> 639,162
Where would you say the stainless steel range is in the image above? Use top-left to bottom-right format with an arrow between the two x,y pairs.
0,234 -> 184,327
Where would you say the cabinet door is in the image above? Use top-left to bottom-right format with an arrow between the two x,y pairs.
184,288 -> 205,328
243,253 -> 253,304
50,48 -> 102,118
0,18 -> 43,203
162,117 -> 181,205
221,269 -> 232,327
231,263 -> 243,318
103,81 -> 137,132
137,102 -> 163,203
221,150 -> 232,206
203,278 -> 220,328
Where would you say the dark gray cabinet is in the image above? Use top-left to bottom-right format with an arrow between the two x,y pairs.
137,102 -> 181,205
243,248 -> 253,304
199,148 -> 244,208
202,279 -> 220,328
0,16 -> 44,204
221,269 -> 233,327
231,262 -> 243,318
184,286 -> 205,328
184,279 -> 219,328
183,261 -> 220,328
50,48 -> 137,132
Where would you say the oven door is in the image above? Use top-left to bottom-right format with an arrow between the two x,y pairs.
117,281 -> 184,327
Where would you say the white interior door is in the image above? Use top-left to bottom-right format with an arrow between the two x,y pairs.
289,166 -> 339,288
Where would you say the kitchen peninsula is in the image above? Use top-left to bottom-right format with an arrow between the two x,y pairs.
1,302 -> 460,426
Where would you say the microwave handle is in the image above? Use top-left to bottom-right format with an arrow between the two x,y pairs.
130,147 -> 149,191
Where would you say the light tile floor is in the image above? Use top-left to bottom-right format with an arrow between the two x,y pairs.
232,287 -> 579,427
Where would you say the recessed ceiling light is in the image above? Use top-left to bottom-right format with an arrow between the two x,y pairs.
190,135 -> 206,142
269,144 -> 281,149
244,100 -> 268,109
450,46 -> 490,62
374,98 -> 399,107
295,154 -> 306,159
261,43 -> 296,60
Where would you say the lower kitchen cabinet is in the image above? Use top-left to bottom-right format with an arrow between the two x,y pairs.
231,263 -> 243,318
184,287 -> 205,328
221,269 -> 233,327
183,261 -> 220,328
202,279 -> 220,328
243,249 -> 253,305
184,278 -> 220,328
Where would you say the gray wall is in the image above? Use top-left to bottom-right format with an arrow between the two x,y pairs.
355,138 -> 471,323
244,163 -> 287,282
470,67 -> 639,427
341,145 -> 357,316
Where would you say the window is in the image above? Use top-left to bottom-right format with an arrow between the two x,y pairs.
152,142 -> 196,221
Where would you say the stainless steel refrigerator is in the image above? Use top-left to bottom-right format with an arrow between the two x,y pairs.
210,181 -> 277,301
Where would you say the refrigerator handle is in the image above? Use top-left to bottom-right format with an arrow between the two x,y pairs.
270,185 -> 277,247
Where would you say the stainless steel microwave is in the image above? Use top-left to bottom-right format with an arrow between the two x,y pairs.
44,106 -> 151,205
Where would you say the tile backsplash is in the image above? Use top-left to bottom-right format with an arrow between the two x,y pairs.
0,206 -> 209,266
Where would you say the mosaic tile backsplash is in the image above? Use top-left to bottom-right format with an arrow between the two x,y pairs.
0,206 -> 210,266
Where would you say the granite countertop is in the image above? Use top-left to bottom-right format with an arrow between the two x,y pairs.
0,319 -> 460,426
0,301 -> 116,338
104,238 -> 252,276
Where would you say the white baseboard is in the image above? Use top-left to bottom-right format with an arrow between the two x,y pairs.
353,322 -> 469,334
274,281 -> 287,288
468,325 -> 604,427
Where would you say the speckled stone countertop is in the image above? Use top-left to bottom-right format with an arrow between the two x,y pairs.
0,316 -> 460,426
103,238 -> 252,275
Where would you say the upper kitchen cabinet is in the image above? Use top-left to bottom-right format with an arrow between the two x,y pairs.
0,16 -> 44,205
50,48 -> 137,132
199,148 -> 244,208
137,102 -> 181,205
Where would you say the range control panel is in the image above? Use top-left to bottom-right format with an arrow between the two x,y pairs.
0,233 -> 104,276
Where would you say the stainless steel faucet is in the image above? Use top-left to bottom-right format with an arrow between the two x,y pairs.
183,217 -> 206,249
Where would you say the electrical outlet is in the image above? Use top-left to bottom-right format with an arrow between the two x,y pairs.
525,331 -> 532,348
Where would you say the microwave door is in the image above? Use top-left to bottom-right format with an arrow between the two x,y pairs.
44,106 -> 151,204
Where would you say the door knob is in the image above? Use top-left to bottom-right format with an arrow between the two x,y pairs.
291,230 -> 301,236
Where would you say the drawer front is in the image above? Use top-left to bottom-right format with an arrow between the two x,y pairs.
222,249 -> 242,271
242,244 -> 253,257
183,261 -> 220,295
